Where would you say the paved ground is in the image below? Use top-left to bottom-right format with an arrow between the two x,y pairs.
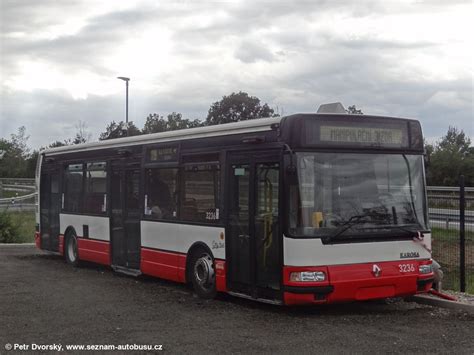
1,245 -> 473,354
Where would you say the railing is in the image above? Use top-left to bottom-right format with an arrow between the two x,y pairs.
428,178 -> 473,293
0,178 -> 35,185
0,192 -> 37,212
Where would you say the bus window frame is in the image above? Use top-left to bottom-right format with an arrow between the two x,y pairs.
180,162 -> 221,224
61,160 -> 112,217
62,162 -> 85,214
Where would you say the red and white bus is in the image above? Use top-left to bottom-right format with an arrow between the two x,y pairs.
35,111 -> 434,305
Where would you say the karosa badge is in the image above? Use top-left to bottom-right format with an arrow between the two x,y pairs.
400,252 -> 420,259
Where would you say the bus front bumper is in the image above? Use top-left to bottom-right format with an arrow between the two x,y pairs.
283,260 -> 434,305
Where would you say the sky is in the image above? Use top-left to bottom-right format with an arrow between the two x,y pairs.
0,0 -> 472,148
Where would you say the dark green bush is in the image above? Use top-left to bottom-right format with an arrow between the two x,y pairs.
0,210 -> 22,243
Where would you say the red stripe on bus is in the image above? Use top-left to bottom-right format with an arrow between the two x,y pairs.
35,232 -> 41,249
77,238 -> 110,265
141,248 -> 182,283
58,234 -> 64,255
214,259 -> 227,292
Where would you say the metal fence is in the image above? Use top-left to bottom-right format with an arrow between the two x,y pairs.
429,177 -> 474,294
0,178 -> 37,212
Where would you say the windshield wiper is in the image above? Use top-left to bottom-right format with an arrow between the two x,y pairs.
355,224 -> 428,237
322,214 -> 372,243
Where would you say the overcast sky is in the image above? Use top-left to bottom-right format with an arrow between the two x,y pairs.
0,0 -> 472,148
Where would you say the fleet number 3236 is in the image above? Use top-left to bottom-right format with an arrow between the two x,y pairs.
399,264 -> 415,273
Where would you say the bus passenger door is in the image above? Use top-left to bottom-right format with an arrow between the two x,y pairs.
39,167 -> 60,251
110,162 -> 141,271
227,153 -> 281,301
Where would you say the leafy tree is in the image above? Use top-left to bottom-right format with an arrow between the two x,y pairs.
142,112 -> 203,134
165,112 -> 203,131
99,121 -> 141,140
25,151 -> 39,178
346,105 -> 363,114
72,120 -> 92,144
143,113 -> 167,134
206,91 -> 277,125
426,127 -> 474,186
0,127 -> 30,178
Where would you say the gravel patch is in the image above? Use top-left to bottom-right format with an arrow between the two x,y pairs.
1,245 -> 473,354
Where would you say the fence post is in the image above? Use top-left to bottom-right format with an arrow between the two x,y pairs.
459,175 -> 466,292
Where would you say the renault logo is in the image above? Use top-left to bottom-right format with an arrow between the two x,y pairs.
372,264 -> 382,278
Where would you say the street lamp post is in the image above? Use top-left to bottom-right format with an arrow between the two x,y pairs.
117,76 -> 130,135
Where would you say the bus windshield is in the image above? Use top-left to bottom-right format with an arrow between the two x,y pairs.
288,153 -> 428,239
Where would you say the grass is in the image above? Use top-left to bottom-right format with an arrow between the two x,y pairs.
431,227 -> 474,294
0,210 -> 36,243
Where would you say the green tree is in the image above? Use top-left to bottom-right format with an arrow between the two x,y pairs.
206,91 -> 277,125
143,113 -> 167,134
142,112 -> 203,134
0,126 -> 30,178
346,105 -> 363,114
426,127 -> 474,186
72,120 -> 92,144
165,112 -> 203,131
99,121 -> 141,140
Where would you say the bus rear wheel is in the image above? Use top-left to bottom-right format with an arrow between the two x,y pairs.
189,249 -> 216,299
65,232 -> 79,266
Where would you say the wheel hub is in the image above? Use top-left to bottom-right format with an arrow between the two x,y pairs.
194,254 -> 215,288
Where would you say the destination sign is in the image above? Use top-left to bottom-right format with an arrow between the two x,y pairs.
320,126 -> 403,145
148,145 -> 178,162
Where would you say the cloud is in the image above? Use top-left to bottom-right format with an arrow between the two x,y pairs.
0,0 -> 472,149
234,40 -> 276,63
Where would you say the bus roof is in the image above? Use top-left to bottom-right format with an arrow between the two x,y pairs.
42,116 -> 282,156
42,112 -> 422,157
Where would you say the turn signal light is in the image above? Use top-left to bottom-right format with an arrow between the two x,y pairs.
290,271 -> 326,282
419,264 -> 433,274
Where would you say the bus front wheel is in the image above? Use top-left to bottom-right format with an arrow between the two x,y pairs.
65,232 -> 79,266
189,249 -> 217,299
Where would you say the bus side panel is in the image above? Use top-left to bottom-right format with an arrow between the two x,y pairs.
77,238 -> 110,265
141,248 -> 180,282
58,234 -> 64,256
60,214 -> 110,265
140,221 -> 226,288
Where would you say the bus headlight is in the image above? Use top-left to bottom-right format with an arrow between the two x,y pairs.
419,264 -> 433,274
290,271 -> 326,282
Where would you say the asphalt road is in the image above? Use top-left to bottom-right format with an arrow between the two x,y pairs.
1,245 -> 473,354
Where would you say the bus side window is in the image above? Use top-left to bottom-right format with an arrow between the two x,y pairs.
63,163 -> 83,213
182,164 -> 220,223
145,168 -> 178,220
84,162 -> 107,214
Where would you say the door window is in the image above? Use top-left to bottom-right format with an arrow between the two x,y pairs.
255,163 -> 280,290
144,168 -> 178,220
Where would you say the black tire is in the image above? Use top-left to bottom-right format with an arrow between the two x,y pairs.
65,232 -> 79,266
189,248 -> 217,299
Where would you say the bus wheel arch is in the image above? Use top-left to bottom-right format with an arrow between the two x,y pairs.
64,227 -> 79,266
186,242 -> 217,299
